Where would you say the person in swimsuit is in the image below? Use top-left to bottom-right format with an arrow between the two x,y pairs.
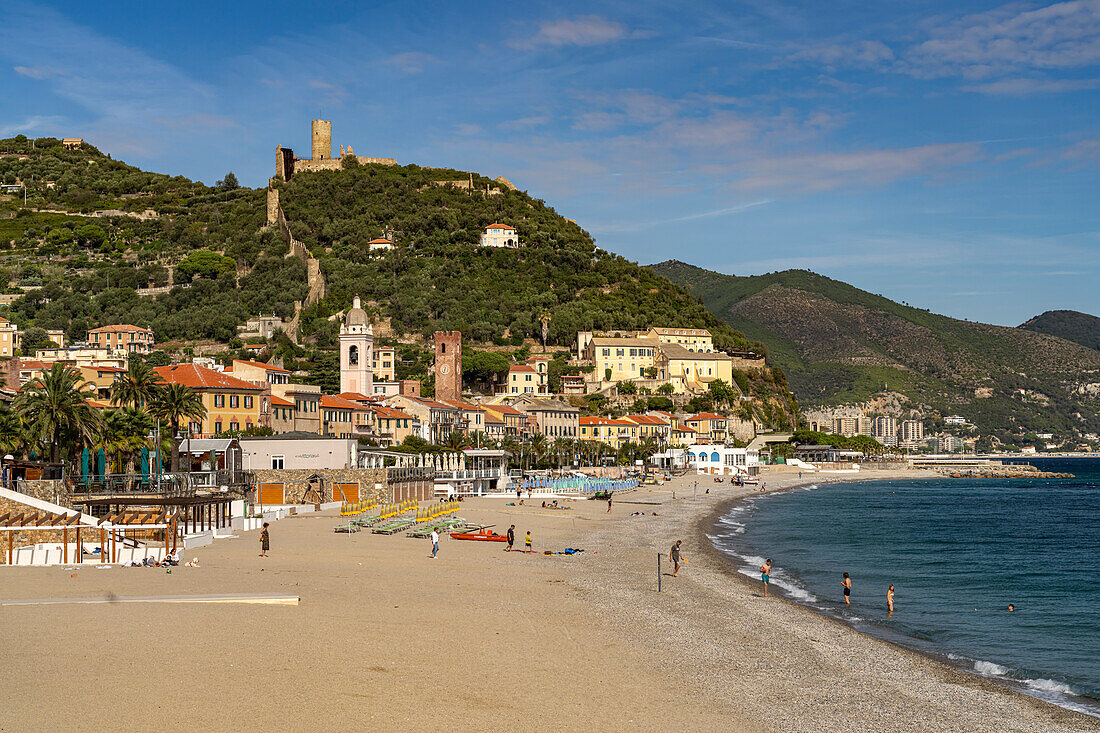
1008,603 -> 1014,612
670,540 -> 684,577
259,522 -> 269,557
842,572 -> 852,606
760,559 -> 772,597
887,584 -> 895,613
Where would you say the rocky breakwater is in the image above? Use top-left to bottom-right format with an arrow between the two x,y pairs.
945,463 -> 1074,479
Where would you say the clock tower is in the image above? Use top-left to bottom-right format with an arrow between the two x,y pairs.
340,296 -> 373,395
434,331 -> 462,402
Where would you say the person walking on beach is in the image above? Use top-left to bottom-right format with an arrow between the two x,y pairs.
842,572 -> 852,606
887,584 -> 895,613
607,495 -> 613,513
506,524 -> 515,551
760,559 -> 772,597
525,530 -> 532,552
430,528 -> 439,559
670,540 -> 684,577
259,522 -> 269,557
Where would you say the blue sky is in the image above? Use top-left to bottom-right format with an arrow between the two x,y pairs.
1,1 -> 1098,326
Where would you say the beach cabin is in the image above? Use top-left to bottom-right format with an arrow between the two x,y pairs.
687,444 -> 760,476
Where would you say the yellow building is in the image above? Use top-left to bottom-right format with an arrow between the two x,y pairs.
578,416 -> 638,449
155,364 -> 263,437
584,338 -> 659,382
646,327 -> 714,352
0,317 -> 20,357
655,344 -> 734,392
621,414 -> 671,443
372,346 -> 397,381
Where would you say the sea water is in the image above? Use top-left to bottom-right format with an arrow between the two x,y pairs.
710,458 -> 1100,717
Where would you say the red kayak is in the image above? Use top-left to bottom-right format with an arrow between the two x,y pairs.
450,528 -> 509,542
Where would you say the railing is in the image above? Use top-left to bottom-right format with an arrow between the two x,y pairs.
434,469 -> 503,480
69,471 -> 246,497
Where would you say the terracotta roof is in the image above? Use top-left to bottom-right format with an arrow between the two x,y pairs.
269,395 -> 294,407
321,394 -> 369,410
650,327 -> 712,337
687,412 -> 726,422
442,399 -> 484,411
674,423 -> 697,433
368,238 -> 394,244
154,364 -> 261,391
88,324 -> 153,334
486,223 -> 515,230
410,396 -> 458,411
81,366 -> 126,373
485,414 -> 505,424
337,391 -> 374,403
18,360 -> 52,370
486,404 -> 523,416
375,406 -> 413,420
623,414 -> 668,425
232,359 -> 289,373
509,365 -> 536,373
580,416 -> 634,426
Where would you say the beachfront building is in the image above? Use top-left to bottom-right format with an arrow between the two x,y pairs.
373,405 -> 418,447
87,324 -> 154,354
321,394 -> 374,439
154,364 -> 263,437
899,419 -> 925,447
510,395 -> 580,439
479,223 -> 519,248
794,445 -> 864,464
482,403 -> 528,439
685,413 -> 728,443
579,416 -> 638,450
385,394 -> 462,444
687,444 -> 760,476
622,414 -> 671,444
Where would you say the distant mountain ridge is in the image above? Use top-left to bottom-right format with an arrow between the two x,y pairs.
649,260 -> 1100,444
1020,310 -> 1100,352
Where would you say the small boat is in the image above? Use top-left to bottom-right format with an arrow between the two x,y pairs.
450,528 -> 509,542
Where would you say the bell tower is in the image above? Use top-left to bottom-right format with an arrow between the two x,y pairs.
434,331 -> 462,402
340,296 -> 373,395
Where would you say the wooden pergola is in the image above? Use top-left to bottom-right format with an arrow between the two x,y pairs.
0,509 -> 177,565
74,495 -> 232,535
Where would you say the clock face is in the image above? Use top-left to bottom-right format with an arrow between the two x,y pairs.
440,364 -> 450,375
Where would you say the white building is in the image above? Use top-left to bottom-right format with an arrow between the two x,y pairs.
239,435 -> 359,471
479,223 -> 520,248
687,444 -> 760,476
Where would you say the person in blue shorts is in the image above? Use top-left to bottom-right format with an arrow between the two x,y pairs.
760,559 -> 772,597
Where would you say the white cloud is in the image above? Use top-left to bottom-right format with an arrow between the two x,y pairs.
790,40 -> 895,69
961,77 -> 1100,94
510,15 -> 641,50
905,1 -> 1100,78
384,52 -> 439,74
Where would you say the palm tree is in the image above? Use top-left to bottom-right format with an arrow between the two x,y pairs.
444,430 -> 469,452
0,406 -> 26,457
111,359 -> 164,408
100,406 -> 155,473
150,383 -> 207,472
15,363 -> 103,463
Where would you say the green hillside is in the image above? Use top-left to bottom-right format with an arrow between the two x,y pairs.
1020,310 -> 1100,352
0,134 -> 800,427
650,260 -> 1100,444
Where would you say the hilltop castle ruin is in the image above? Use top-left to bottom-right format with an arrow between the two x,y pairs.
274,119 -> 397,180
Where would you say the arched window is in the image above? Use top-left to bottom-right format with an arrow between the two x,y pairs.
711,452 -> 720,462
349,345 -> 359,365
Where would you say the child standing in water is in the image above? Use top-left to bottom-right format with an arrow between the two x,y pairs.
842,572 -> 852,606
887,584 -> 895,613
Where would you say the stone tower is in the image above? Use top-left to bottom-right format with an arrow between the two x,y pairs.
340,296 -> 373,395
311,119 -> 332,161
434,331 -> 462,402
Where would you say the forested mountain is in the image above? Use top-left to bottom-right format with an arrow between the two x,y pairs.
650,260 -> 1100,444
1020,310 -> 1100,352
0,135 -> 802,427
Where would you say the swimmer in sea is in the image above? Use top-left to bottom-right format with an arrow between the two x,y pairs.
1008,603 -> 1015,612
760,559 -> 772,597
842,572 -> 851,606
887,584 -> 895,614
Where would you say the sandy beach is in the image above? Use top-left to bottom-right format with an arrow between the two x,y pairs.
1,467 -> 1096,731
